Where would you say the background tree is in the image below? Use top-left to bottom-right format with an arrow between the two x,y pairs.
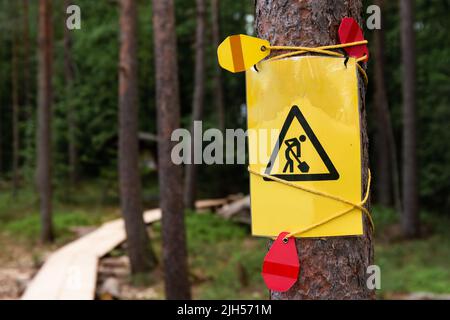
184,0 -> 206,209
119,0 -> 157,273
11,8 -> 20,197
211,0 -> 225,132
372,0 -> 401,213
152,0 -> 191,299
0,3 -> 4,178
400,0 -> 419,238
22,0 -> 33,175
64,0 -> 78,186
37,0 -> 54,242
255,0 -> 375,299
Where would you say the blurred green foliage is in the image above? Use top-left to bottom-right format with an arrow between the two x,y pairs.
0,2 -> 448,213
373,206 -> 450,296
366,0 -> 450,212
0,0 -> 252,200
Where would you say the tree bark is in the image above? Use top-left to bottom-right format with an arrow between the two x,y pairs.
211,0 -> 225,132
37,0 -> 54,243
255,0 -> 375,300
373,0 -> 402,213
0,12 -> 2,176
184,0 -> 206,209
22,0 -> 33,174
64,0 -> 78,187
0,46 -> 2,176
23,0 -> 31,110
152,0 -> 191,299
400,0 -> 419,238
12,23 -> 20,197
119,0 -> 157,274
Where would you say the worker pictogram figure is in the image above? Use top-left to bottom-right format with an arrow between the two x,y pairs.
283,135 -> 310,173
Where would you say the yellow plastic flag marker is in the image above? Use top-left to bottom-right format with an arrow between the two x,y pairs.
217,34 -> 270,73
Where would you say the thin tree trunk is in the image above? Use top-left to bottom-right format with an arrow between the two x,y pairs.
64,0 -> 78,186
23,0 -> 31,110
0,11 -> 2,177
37,0 -> 54,243
400,0 -> 419,238
255,0 -> 375,299
0,99 -> 2,175
152,0 -> 191,300
119,0 -> 157,274
373,0 -> 402,213
12,25 -> 20,197
23,0 -> 33,176
0,52 -> 2,176
211,0 -> 225,132
184,0 -> 206,209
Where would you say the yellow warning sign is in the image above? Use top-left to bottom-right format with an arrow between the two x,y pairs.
247,56 -> 363,238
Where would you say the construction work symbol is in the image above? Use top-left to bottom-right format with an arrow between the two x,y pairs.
265,105 -> 339,181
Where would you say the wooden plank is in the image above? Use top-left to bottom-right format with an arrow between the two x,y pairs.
217,195 -> 250,219
195,198 -> 228,210
21,209 -> 161,300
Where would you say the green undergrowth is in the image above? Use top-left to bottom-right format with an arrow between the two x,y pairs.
153,211 -> 267,299
1,184 -> 448,298
373,206 -> 450,297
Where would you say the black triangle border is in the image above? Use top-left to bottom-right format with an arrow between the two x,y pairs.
264,105 -> 339,181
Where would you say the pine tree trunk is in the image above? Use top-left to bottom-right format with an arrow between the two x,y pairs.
400,0 -> 419,238
0,17 -> 2,176
0,49 -> 2,176
37,0 -> 54,243
119,0 -> 157,274
22,0 -> 33,174
152,0 -> 191,299
64,0 -> 78,187
373,0 -> 401,213
255,0 -> 375,300
23,0 -> 31,110
184,0 -> 206,209
12,25 -> 20,197
211,0 -> 225,132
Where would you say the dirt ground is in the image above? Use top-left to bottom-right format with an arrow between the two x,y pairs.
0,230 -> 166,300
0,235 -> 46,299
96,246 -> 165,300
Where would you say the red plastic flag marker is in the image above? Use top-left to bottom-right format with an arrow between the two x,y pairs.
338,17 -> 369,62
262,232 -> 299,292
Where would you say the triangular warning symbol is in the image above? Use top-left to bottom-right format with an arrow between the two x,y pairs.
264,105 -> 339,181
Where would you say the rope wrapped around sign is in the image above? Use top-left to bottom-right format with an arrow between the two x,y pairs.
248,167 -> 374,241
257,40 -> 369,86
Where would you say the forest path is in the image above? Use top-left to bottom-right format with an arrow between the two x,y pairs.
20,198 -> 229,300
21,209 -> 161,300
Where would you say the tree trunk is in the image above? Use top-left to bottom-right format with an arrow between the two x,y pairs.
211,0 -> 225,132
400,0 -> 419,238
255,0 -> 375,300
37,0 -> 54,243
23,0 -> 31,110
12,24 -> 20,197
119,0 -> 157,274
152,0 -> 191,300
0,55 -> 2,176
184,0 -> 206,209
64,0 -> 78,187
23,0 -> 33,174
0,14 -> 2,177
373,0 -> 402,213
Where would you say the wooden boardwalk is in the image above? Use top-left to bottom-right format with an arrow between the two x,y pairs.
21,209 -> 161,300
